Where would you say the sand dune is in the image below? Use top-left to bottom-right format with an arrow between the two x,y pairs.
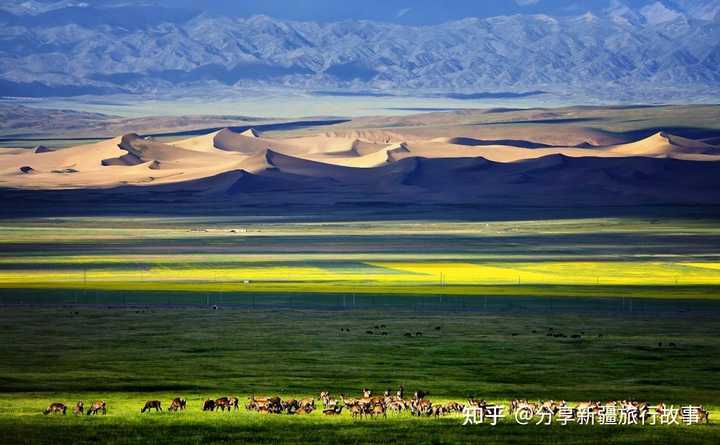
169,130 -> 224,152
608,132 -> 719,159
0,126 -> 718,191
0,133 -> 246,188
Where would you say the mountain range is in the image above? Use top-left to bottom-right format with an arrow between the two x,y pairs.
0,1 -> 718,100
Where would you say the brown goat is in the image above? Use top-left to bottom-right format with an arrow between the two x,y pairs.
73,401 -> 84,416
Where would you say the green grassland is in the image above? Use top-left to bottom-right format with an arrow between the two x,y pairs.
1,216 -> 720,443
0,307 -> 719,444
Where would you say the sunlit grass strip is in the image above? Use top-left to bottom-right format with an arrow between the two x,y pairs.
1,261 -> 719,286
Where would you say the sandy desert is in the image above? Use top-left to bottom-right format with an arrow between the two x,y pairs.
1,106 -> 719,212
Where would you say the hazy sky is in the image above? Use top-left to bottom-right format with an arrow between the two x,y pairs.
11,0 -> 659,25
169,0 -> 652,24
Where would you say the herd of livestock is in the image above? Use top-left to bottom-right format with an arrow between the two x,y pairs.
42,386 -> 710,424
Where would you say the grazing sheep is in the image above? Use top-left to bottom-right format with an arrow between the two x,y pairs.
404,332 -> 412,337
43,403 -> 66,415
141,400 -> 162,413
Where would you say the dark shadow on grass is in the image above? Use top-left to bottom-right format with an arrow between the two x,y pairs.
0,417 -> 717,445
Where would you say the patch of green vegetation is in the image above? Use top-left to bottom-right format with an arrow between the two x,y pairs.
0,307 -> 718,444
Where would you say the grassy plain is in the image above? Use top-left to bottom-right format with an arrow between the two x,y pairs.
1,216 -> 720,443
1,217 -> 720,300
0,307 -> 719,444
